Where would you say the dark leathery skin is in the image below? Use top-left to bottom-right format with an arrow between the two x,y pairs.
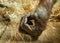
19,0 -> 57,41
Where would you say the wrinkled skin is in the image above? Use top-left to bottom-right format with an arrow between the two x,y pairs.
19,0 -> 57,41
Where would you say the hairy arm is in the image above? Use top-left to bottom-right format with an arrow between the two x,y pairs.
19,0 -> 57,41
